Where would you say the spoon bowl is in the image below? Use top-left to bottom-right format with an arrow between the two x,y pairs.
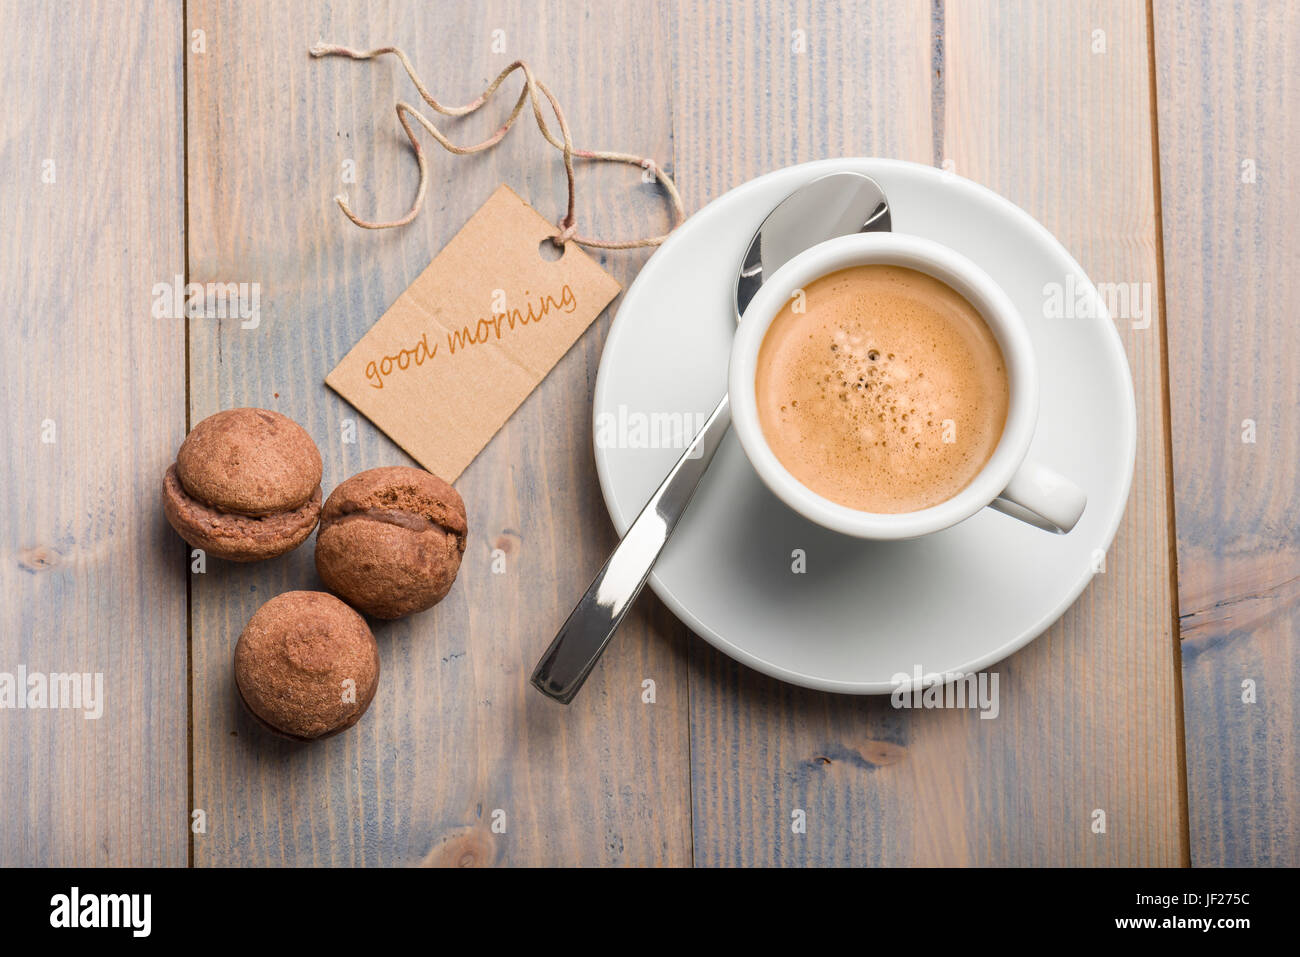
530,172 -> 892,703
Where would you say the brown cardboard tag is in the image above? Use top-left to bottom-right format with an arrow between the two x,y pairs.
326,184 -> 622,480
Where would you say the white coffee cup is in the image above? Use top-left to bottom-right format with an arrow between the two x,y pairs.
728,232 -> 1086,540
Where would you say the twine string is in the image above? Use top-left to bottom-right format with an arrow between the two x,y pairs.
309,43 -> 684,249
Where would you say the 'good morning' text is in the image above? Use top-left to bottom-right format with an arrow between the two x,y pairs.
365,284 -> 578,389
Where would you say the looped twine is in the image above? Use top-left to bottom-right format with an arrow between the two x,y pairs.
309,43 -> 684,250
552,220 -> 578,245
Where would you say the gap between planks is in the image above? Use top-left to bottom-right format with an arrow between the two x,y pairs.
1144,0 -> 1192,868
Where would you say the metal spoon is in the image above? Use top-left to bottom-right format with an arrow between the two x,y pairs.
531,172 -> 892,703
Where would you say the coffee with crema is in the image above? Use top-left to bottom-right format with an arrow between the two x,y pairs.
755,265 -> 1009,513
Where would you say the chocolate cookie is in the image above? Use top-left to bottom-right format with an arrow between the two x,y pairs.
315,466 -> 467,619
234,591 -> 380,740
162,408 -> 323,561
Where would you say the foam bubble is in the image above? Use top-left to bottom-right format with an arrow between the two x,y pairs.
754,264 -> 1009,512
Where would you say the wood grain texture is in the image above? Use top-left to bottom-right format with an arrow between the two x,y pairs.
671,0 -> 951,867
677,0 -> 1186,865
5,0 -> 1252,868
1154,0 -> 1300,866
941,0 -> 1184,866
186,0 -> 690,866
0,0 -> 188,865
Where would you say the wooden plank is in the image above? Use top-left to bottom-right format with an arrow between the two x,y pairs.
670,0 -> 949,867
0,0 -> 188,865
1154,0 -> 1300,866
678,0 -> 1186,864
939,0 -> 1184,865
186,0 -> 690,865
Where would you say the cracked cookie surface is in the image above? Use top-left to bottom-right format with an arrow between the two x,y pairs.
315,466 -> 467,618
162,408 -> 323,561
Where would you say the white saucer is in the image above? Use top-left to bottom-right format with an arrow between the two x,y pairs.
592,159 -> 1136,694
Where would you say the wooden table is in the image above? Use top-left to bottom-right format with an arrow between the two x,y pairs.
2,0 -> 1294,867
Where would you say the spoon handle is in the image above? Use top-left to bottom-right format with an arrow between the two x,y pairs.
530,395 -> 732,703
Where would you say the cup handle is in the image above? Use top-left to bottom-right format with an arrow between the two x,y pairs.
989,461 -> 1087,533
